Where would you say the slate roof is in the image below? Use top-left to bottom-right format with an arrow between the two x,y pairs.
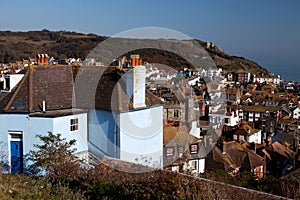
0,65 -> 73,113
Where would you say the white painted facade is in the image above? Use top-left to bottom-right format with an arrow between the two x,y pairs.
248,130 -> 262,144
119,106 -> 163,168
199,68 -> 222,79
224,111 -> 239,127
293,107 -> 300,119
0,112 -> 88,173
189,158 -> 205,174
0,74 -> 24,92
189,121 -> 201,138
88,109 -> 119,158
88,106 -> 164,168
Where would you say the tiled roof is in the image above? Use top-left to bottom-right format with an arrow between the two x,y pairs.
210,145 -> 236,171
0,65 -> 163,113
269,141 -> 294,158
233,129 -> 248,136
223,141 -> 265,170
198,120 -> 211,127
241,105 -> 280,113
0,65 -> 73,113
279,118 -> 297,125
73,66 -> 163,111
29,108 -> 87,118
163,126 -> 196,146
238,122 -> 255,135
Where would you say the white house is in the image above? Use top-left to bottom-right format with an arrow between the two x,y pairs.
292,106 -> 300,119
248,129 -> 262,144
0,56 -> 165,173
0,66 -> 88,173
189,141 -> 206,175
224,111 -> 239,127
233,123 -> 262,144
75,55 -> 164,168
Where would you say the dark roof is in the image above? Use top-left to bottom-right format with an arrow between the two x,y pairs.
241,105 -> 280,113
74,66 -> 125,111
205,145 -> 235,172
0,65 -> 163,114
29,108 -> 87,118
277,131 -> 295,147
223,141 -> 265,170
73,66 -> 163,111
0,65 -> 73,113
267,141 -> 294,158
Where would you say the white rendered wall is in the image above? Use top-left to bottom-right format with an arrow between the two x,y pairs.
119,106 -> 163,168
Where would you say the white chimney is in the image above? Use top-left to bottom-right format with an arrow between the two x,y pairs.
127,55 -> 146,109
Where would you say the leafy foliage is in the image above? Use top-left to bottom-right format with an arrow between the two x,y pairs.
26,131 -> 296,199
29,132 -> 81,180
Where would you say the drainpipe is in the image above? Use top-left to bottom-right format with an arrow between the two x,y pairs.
42,101 -> 46,113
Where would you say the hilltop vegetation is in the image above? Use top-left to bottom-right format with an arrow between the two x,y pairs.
0,30 -> 271,76
0,29 -> 106,62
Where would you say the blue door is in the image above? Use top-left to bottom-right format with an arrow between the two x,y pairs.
10,140 -> 23,173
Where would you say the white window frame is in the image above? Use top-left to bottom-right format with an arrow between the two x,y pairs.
166,147 -> 174,157
70,118 -> 79,132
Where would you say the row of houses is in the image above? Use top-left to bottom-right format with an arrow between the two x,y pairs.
160,65 -> 299,178
217,77 -> 300,177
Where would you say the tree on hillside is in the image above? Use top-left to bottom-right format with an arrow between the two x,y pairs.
29,132 -> 81,180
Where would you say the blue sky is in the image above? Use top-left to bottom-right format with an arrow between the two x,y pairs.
1,0 -> 300,80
